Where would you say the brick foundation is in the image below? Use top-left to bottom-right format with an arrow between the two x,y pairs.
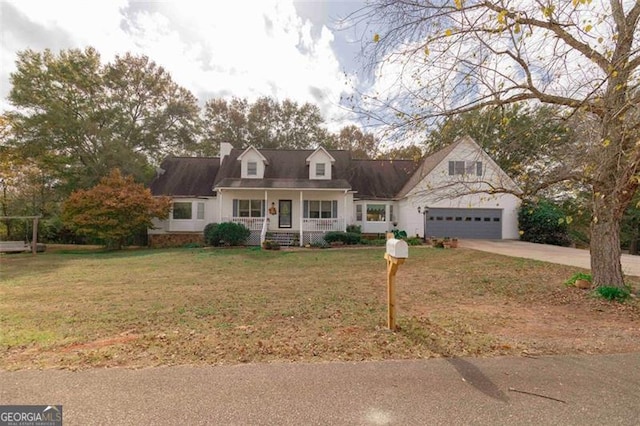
148,233 -> 204,248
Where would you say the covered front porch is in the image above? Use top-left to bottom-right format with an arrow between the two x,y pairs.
218,188 -> 353,246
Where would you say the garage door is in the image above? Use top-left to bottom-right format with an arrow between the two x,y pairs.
426,208 -> 502,239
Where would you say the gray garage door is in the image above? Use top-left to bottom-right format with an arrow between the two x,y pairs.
425,208 -> 502,239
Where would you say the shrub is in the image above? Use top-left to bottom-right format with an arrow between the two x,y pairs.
310,241 -> 330,249
405,237 -> 423,246
346,224 -> 362,234
360,238 -> 387,246
204,223 -> 219,245
391,229 -> 408,239
203,222 -> 250,246
595,286 -> 631,302
262,240 -> 281,250
564,272 -> 592,287
518,199 -> 572,247
323,231 -> 361,245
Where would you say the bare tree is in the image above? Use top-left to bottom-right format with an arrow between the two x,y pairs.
352,0 -> 640,287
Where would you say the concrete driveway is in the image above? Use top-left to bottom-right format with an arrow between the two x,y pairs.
459,240 -> 640,277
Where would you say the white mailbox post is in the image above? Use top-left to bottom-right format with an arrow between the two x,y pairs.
384,234 -> 409,330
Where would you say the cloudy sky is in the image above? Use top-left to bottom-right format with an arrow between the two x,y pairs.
0,0 -> 371,132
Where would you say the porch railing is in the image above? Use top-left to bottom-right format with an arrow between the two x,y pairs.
223,217 -> 265,231
302,218 -> 344,232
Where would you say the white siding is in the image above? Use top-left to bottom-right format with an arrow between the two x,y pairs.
307,150 -> 333,180
220,189 -> 349,232
399,138 -> 520,239
149,197 -> 218,234
239,149 -> 266,179
355,200 -> 396,234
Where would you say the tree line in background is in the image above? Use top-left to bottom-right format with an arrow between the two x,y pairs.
1,44 -> 639,259
0,47 -> 428,242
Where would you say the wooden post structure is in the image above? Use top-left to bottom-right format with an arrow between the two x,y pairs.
0,215 -> 41,255
32,216 -> 39,255
384,233 -> 408,330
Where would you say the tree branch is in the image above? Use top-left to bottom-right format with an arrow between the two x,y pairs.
483,1 -> 611,72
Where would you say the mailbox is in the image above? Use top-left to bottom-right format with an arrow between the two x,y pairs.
386,238 -> 409,259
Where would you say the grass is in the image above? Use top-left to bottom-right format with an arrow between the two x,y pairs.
1,246 -> 638,370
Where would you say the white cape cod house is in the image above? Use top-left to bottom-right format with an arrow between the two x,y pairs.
148,136 -> 521,247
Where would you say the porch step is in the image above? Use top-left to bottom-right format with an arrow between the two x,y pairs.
265,232 -> 299,246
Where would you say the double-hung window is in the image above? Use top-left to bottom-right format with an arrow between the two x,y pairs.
356,204 -> 363,221
303,200 -> 337,218
449,161 -> 483,176
247,161 -> 258,176
233,199 -> 265,217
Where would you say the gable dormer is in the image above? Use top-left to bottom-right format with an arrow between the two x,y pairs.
237,146 -> 268,179
305,147 -> 336,180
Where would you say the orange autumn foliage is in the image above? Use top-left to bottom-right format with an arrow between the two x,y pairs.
63,169 -> 170,249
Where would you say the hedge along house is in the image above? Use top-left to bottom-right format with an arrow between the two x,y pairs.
148,136 -> 521,247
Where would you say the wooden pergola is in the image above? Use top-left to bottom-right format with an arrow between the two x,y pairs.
0,215 -> 41,255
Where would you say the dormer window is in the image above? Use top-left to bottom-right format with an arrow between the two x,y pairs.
247,161 -> 258,176
238,146 -> 268,179
306,147 -> 335,180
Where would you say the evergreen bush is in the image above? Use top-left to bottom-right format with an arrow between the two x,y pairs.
204,222 -> 250,246
518,199 -> 572,246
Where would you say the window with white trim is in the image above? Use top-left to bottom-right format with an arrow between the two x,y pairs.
233,199 -> 265,217
356,204 -> 363,221
303,200 -> 337,218
316,163 -> 325,177
247,161 -> 258,176
172,202 -> 192,220
196,202 -> 205,220
448,161 -> 482,176
366,204 -> 386,222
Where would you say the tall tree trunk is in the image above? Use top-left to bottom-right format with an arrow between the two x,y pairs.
590,194 -> 624,287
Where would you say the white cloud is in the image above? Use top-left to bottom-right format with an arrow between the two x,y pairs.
1,0 -> 358,131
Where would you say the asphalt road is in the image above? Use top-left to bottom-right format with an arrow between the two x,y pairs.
2,353 -> 639,425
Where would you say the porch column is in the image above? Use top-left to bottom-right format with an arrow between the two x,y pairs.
264,190 -> 268,226
299,191 -> 304,247
218,189 -> 223,222
343,190 -> 348,231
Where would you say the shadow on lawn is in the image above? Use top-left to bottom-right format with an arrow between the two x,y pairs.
1,246 -> 171,282
0,246 -> 290,282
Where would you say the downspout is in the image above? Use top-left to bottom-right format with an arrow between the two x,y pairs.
218,189 -> 223,222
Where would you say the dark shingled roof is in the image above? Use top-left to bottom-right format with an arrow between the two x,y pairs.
213,148 -> 353,185
347,159 -> 421,200
151,147 -> 425,200
150,157 -> 220,197
216,178 -> 352,189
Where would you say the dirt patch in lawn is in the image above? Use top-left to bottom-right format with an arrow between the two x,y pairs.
1,246 -> 639,370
